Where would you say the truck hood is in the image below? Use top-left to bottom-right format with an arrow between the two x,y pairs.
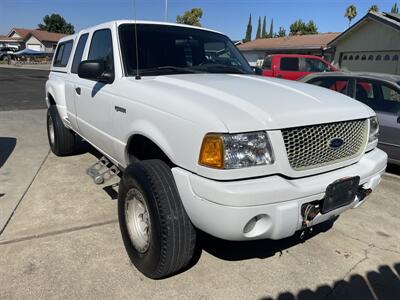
128,74 -> 374,132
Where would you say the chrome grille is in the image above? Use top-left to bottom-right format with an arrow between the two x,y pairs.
282,119 -> 368,171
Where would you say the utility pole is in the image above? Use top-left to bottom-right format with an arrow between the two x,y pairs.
164,0 -> 168,21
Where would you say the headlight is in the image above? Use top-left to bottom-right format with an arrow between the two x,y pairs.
198,131 -> 274,169
368,116 -> 379,143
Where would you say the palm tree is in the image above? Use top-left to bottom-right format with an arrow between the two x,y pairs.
368,4 -> 379,13
344,5 -> 357,27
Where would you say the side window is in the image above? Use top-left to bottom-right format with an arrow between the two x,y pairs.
53,40 -> 73,67
88,29 -> 114,74
280,57 -> 299,71
310,77 -> 349,95
71,33 -> 89,74
302,58 -> 330,72
355,80 -> 400,114
262,56 -> 272,70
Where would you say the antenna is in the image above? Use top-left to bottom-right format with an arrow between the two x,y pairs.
164,0 -> 168,21
134,0 -> 141,80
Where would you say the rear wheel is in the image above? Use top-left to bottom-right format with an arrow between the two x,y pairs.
118,159 -> 196,279
47,105 -> 76,156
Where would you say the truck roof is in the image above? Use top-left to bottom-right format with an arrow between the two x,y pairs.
58,20 -> 223,43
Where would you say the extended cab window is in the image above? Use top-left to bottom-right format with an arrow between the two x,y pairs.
53,40 -> 73,67
262,56 -> 272,70
71,33 -> 89,74
88,29 -> 114,75
280,57 -> 299,71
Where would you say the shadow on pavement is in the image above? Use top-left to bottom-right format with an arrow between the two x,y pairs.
260,263 -> 400,300
0,137 -> 17,168
386,163 -> 400,176
196,218 -> 336,262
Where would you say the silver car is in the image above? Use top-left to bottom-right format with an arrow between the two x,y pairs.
300,72 -> 400,165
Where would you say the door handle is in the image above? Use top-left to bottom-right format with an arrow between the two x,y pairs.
75,87 -> 81,95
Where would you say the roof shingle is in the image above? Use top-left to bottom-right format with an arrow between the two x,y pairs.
237,33 -> 340,51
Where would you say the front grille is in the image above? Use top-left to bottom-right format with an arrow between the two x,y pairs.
282,119 -> 368,171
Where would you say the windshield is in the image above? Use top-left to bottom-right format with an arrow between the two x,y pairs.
119,24 -> 253,76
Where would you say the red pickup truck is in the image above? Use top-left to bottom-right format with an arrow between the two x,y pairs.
261,54 -> 336,80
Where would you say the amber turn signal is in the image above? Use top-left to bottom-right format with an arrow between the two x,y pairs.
198,134 -> 224,169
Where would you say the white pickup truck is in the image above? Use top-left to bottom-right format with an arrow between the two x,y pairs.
46,20 -> 387,279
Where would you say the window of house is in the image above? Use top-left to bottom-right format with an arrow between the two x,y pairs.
88,29 -> 114,77
280,57 -> 299,71
71,33 -> 89,74
349,55 -> 354,60
343,55 -> 348,60
355,55 -> 360,60
393,55 -> 399,61
384,55 -> 390,61
376,55 -> 382,61
368,55 -> 374,60
361,55 -> 366,61
53,40 -> 73,67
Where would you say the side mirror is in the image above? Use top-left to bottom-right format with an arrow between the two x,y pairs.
252,67 -> 263,75
78,60 -> 114,83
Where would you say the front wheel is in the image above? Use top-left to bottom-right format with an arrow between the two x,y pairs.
47,105 -> 76,156
118,159 -> 196,279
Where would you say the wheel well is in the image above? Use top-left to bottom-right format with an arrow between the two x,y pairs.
47,93 -> 56,106
127,135 -> 174,167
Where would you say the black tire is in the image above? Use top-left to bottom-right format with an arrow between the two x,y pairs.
118,159 -> 196,279
47,105 -> 76,156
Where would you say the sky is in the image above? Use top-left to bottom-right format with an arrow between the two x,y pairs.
0,0 -> 398,40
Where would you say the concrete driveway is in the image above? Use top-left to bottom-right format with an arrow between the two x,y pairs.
0,68 -> 399,299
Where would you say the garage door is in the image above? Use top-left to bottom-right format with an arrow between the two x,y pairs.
26,44 -> 41,51
340,51 -> 400,75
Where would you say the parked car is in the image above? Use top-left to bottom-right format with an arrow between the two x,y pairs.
46,21 -> 386,279
259,54 -> 336,80
0,46 -> 18,60
300,72 -> 400,165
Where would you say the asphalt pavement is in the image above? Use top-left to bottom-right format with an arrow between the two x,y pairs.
0,67 -> 399,299
0,67 -> 49,111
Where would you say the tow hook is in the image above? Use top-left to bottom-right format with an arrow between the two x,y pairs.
300,203 -> 321,239
356,187 -> 372,202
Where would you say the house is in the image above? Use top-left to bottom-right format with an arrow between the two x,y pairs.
237,33 -> 340,66
0,28 -> 30,49
0,27 -> 66,52
329,12 -> 400,75
25,30 -> 66,52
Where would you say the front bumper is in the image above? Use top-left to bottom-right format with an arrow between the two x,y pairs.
172,148 -> 387,241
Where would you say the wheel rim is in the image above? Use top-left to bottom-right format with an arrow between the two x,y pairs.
48,116 -> 55,146
125,188 -> 151,253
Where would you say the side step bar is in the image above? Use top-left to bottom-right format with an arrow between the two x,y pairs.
86,156 -> 120,185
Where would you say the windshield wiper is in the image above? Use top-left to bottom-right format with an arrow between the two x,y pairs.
139,66 -> 203,75
192,64 -> 248,74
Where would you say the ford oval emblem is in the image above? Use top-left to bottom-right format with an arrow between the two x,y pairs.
329,138 -> 344,149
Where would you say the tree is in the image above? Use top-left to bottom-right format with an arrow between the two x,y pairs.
176,8 -> 203,27
277,27 -> 286,37
391,3 -> 399,13
368,4 -> 379,13
262,16 -> 267,38
268,18 -> 274,38
289,19 -> 318,35
344,5 -> 357,27
244,14 -> 252,42
37,14 -> 74,34
305,20 -> 318,34
256,16 -> 261,39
